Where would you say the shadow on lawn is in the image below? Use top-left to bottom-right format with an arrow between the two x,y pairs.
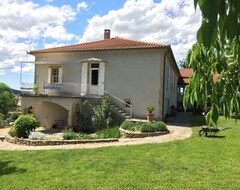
0,161 -> 26,176
206,135 -> 226,138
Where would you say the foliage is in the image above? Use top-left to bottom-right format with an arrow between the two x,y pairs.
120,121 -> 135,131
146,105 -> 155,113
63,127 -> 120,140
62,130 -> 78,140
140,123 -> 155,132
153,121 -> 168,131
10,112 -> 21,121
184,0 -> 240,125
177,59 -> 189,68
92,95 -> 113,130
96,126 -> 120,139
140,121 -> 168,132
0,113 -> 7,128
0,83 -> 18,115
63,130 -> 97,140
28,131 -> 45,140
8,127 -> 17,137
14,115 -> 37,138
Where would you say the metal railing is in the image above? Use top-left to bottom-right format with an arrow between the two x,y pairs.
104,90 -> 132,119
21,82 -> 104,97
42,83 -> 82,96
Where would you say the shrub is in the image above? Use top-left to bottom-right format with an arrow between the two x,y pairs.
63,130 -> 95,140
120,121 -> 135,131
63,130 -> 78,140
28,131 -> 45,140
153,121 -> 168,131
14,115 -> 37,138
0,113 -> 7,128
8,127 -> 17,137
96,126 -> 120,139
140,123 -> 155,132
92,95 -> 113,130
10,112 -> 21,121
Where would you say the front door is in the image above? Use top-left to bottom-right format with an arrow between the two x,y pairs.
89,63 -> 99,94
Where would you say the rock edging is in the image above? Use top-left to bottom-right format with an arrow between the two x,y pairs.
119,128 -> 170,138
4,135 -> 118,146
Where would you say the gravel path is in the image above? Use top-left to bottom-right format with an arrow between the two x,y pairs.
0,124 -> 192,151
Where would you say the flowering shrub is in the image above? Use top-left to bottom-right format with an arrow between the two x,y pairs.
28,131 -> 45,140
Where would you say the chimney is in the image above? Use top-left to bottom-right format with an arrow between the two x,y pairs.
104,29 -> 111,39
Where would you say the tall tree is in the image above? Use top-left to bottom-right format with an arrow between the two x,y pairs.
184,0 -> 240,125
0,83 -> 17,115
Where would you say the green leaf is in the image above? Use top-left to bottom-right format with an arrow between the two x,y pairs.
198,21 -> 216,47
205,111 -> 211,126
194,0 -> 199,9
198,0 -> 218,24
183,85 -> 190,110
211,104 -> 219,125
226,11 -> 238,41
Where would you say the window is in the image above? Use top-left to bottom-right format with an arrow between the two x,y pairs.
124,99 -> 132,108
48,67 -> 62,84
52,68 -> 59,83
91,64 -> 99,85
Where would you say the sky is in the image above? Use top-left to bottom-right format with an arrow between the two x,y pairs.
0,0 -> 201,90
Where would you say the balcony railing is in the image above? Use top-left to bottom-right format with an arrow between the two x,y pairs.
20,82 -> 104,97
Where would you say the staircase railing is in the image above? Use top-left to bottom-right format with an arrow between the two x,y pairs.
104,90 -> 132,119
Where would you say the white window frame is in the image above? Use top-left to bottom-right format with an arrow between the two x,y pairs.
48,67 -> 62,84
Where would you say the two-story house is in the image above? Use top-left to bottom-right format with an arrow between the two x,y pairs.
21,29 -> 180,128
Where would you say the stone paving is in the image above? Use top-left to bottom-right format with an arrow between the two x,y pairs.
0,112 -> 192,151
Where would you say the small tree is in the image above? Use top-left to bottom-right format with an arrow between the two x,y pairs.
92,96 -> 112,130
0,83 -> 17,115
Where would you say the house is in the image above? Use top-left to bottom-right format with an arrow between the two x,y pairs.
177,68 -> 218,111
21,29 -> 180,128
177,68 -> 193,111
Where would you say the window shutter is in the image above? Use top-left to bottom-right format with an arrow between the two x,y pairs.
48,68 -> 51,83
58,68 -> 63,83
81,62 -> 88,95
99,62 -> 105,95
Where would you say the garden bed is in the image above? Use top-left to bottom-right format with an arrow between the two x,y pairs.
4,135 -> 118,146
119,128 -> 170,138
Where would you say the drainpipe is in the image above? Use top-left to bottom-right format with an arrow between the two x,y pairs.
162,48 -> 170,120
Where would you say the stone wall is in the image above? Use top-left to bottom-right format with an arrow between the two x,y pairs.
119,128 -> 170,138
5,135 -> 118,146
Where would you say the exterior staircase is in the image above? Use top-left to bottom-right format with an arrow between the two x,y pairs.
104,90 -> 132,119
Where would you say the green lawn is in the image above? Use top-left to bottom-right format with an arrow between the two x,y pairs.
0,116 -> 240,190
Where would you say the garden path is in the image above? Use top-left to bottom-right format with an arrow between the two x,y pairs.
0,112 -> 192,151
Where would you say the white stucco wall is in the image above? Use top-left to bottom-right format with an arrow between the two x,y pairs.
32,48 -> 178,121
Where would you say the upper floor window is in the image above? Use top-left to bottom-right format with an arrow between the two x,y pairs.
48,67 -> 62,84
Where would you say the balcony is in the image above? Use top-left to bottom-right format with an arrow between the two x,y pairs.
20,83 -> 104,97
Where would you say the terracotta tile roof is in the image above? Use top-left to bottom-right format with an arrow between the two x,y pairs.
29,37 -> 169,54
178,68 -> 219,85
178,68 -> 192,84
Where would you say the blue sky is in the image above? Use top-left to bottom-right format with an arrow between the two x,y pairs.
0,0 -> 201,90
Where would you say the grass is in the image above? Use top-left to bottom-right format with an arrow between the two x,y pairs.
0,116 -> 240,189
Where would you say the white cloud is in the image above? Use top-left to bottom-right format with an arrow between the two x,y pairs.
77,2 -> 88,12
0,0 -> 79,76
80,0 -> 201,61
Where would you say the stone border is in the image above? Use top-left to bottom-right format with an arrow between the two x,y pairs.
5,135 -> 118,146
119,128 -> 170,138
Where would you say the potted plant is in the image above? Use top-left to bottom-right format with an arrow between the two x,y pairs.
33,86 -> 40,95
146,105 -> 155,122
